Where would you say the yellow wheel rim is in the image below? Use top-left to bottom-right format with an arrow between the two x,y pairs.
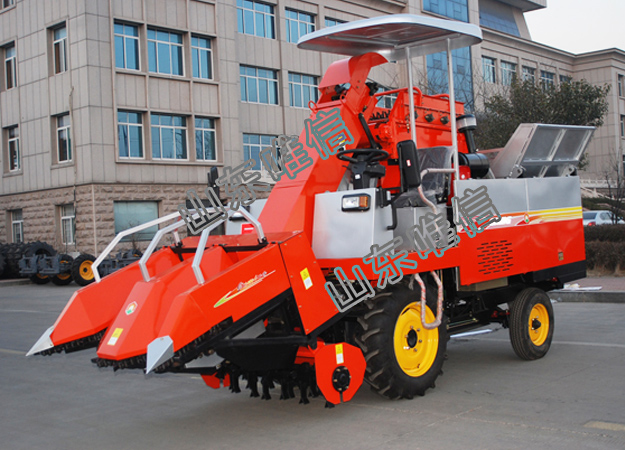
57,273 -> 71,280
529,304 -> 549,346
80,260 -> 94,280
36,274 -> 48,279
393,303 -> 439,377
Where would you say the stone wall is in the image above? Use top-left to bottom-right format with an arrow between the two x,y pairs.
0,183 -> 212,254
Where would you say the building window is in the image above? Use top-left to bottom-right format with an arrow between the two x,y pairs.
10,209 -> 23,243
195,117 -> 216,161
60,204 -> 75,245
424,0 -> 468,23
151,114 -> 187,160
541,70 -> 555,90
147,29 -> 183,76
6,125 -> 19,171
56,114 -> 71,163
501,61 -> 517,86
237,0 -> 275,39
52,25 -> 68,74
621,115 -> 625,138
376,86 -> 398,109
479,2 -> 520,36
325,18 -> 346,28
522,66 -> 535,82
559,74 -> 572,84
243,133 -> 275,171
191,36 -> 212,80
118,111 -> 144,158
285,9 -> 315,44
289,73 -> 318,108
2,0 -> 15,8
619,75 -> 625,97
114,201 -> 158,241
114,23 -> 140,70
428,48 -> 474,110
4,43 -> 16,90
240,65 -> 278,104
482,56 -> 496,84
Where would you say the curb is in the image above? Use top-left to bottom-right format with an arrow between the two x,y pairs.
0,279 -> 31,287
549,291 -> 625,304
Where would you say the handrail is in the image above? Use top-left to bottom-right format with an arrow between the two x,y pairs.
93,204 -> 267,284
92,211 -> 181,282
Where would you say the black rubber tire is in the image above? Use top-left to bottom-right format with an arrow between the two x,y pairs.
71,253 -> 96,286
508,287 -> 554,361
51,254 -> 74,286
355,280 -> 448,399
25,241 -> 56,284
0,253 -> 5,278
5,243 -> 26,277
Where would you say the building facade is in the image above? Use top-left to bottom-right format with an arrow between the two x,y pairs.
1,0 -> 623,253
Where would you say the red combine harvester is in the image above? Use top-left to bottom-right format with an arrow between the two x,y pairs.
28,15 -> 593,405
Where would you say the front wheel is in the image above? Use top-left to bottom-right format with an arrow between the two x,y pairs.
71,254 -> 96,286
355,282 -> 447,399
508,287 -> 554,360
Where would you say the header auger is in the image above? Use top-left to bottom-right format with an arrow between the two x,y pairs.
28,14 -> 592,407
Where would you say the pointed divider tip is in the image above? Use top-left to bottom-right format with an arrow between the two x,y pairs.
26,326 -> 55,357
145,336 -> 174,374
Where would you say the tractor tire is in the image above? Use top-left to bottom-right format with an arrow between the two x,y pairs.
51,254 -> 74,286
72,253 -> 96,286
5,243 -> 26,277
25,241 -> 56,284
355,280 -> 448,400
0,253 -> 5,278
508,287 -> 554,361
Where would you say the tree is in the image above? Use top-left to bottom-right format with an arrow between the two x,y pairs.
603,156 -> 625,223
474,79 -> 610,152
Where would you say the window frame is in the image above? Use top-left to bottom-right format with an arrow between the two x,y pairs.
243,133 -> 276,172
10,209 -> 23,243
619,74 -> 625,98
114,22 -> 140,71
237,0 -> 276,39
288,72 -> 318,108
540,70 -> 555,90
620,115 -> 625,138
522,66 -> 536,82
147,28 -> 184,76
60,204 -> 75,245
325,17 -> 346,28
52,24 -> 68,74
7,125 -> 20,172
482,56 -> 496,84
56,113 -> 72,163
285,9 -> 315,44
113,201 -> 159,241
150,113 -> 188,160
4,43 -> 16,90
500,61 -> 517,86
423,0 -> 469,23
191,35 -> 213,80
2,0 -> 15,8
195,117 -> 217,162
118,110 -> 144,159
240,65 -> 279,105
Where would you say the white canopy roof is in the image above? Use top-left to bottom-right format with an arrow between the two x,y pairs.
297,14 -> 482,59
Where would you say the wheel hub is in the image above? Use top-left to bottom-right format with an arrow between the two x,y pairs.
406,329 -> 418,348
394,303 -> 439,377
528,303 -> 549,346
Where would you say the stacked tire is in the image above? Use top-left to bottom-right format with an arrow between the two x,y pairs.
0,242 -> 28,278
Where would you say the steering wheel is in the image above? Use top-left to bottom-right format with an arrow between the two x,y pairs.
336,148 -> 389,163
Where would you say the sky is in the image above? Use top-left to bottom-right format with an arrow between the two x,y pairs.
524,0 -> 625,55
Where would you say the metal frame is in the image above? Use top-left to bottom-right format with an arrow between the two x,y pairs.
92,207 -> 266,284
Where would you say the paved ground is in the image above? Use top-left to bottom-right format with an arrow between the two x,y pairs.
1,284 -> 625,450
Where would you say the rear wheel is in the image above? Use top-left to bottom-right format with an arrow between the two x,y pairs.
51,254 -> 74,286
72,254 -> 96,286
509,287 -> 554,360
355,281 -> 447,399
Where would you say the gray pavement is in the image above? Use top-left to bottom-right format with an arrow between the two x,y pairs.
1,284 -> 625,450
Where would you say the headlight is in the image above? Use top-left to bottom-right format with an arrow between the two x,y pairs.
342,194 -> 370,211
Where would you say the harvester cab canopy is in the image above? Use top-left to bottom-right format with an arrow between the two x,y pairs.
298,14 -> 483,183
